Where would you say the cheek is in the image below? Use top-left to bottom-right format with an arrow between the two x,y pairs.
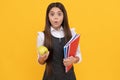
49,17 -> 53,23
60,17 -> 63,23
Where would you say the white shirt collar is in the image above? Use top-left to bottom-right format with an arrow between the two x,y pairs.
50,26 -> 64,38
50,26 -> 64,32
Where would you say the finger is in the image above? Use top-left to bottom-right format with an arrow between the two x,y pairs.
68,56 -> 73,59
64,62 -> 71,67
66,58 -> 71,62
47,52 -> 49,56
39,55 -> 45,58
63,59 -> 68,63
63,62 -> 68,67
45,51 -> 49,54
63,58 -> 67,61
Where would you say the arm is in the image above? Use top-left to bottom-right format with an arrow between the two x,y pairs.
75,45 -> 82,63
38,52 -> 49,65
37,32 -> 49,65
63,28 -> 82,66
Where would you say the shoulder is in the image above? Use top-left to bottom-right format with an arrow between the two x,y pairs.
37,31 -> 44,40
70,28 -> 76,36
37,31 -> 44,36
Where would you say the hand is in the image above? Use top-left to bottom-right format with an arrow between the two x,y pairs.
39,51 -> 49,61
63,56 -> 76,67
38,51 -> 49,64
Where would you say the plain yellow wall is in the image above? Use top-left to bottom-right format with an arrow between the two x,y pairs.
0,0 -> 120,80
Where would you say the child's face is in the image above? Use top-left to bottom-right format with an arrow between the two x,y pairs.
48,7 -> 63,30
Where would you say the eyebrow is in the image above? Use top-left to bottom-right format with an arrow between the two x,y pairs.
49,11 -> 62,13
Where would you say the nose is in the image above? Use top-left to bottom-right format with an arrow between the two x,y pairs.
54,17 -> 58,20
54,14 -> 58,20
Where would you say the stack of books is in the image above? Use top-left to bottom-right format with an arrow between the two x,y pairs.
64,34 -> 80,72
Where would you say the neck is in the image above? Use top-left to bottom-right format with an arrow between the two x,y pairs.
55,27 -> 60,31
52,26 -> 61,31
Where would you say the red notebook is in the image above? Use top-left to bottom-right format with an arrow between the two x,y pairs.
64,34 -> 80,72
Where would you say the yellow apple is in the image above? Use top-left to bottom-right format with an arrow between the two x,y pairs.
38,46 -> 48,55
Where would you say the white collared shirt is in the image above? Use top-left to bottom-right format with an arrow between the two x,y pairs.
37,27 -> 82,63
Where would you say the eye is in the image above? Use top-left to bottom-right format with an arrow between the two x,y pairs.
58,12 -> 63,16
49,13 -> 54,16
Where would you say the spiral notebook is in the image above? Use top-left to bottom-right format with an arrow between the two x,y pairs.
64,34 -> 80,72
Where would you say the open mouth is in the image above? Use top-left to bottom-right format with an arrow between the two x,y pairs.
54,21 -> 58,24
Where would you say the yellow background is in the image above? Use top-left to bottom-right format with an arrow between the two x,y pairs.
0,0 -> 120,80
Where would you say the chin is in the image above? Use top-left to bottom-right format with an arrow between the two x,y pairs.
53,25 -> 61,28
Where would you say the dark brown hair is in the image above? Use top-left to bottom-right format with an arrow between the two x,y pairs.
43,2 -> 72,75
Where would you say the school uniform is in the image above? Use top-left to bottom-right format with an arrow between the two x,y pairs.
37,27 -> 82,80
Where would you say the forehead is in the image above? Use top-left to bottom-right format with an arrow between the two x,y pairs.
49,7 -> 62,13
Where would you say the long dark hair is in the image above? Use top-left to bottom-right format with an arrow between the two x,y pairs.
43,2 -> 72,75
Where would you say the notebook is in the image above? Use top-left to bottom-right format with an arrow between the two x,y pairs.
64,34 -> 80,72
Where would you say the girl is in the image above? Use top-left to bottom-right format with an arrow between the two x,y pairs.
37,2 -> 82,80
